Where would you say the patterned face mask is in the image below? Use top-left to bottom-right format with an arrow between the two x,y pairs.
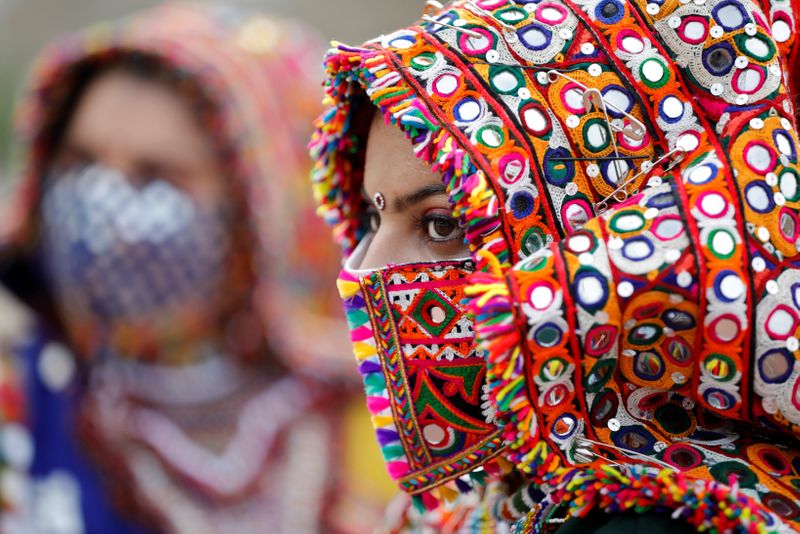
336,236 -> 504,495
39,164 -> 229,360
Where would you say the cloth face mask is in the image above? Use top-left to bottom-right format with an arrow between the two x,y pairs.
39,164 -> 229,360
337,236 -> 504,495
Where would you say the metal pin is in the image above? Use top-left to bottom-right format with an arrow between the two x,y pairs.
573,447 -> 597,464
463,0 -> 517,31
663,146 -> 686,172
577,437 -> 677,472
546,70 -> 564,84
582,87 -> 604,114
621,119 -> 646,141
573,444 -> 624,469
591,331 -> 608,351
582,87 -> 625,182
549,155 -> 649,162
547,70 -> 647,142
421,14 -> 484,38
592,451 -> 624,469
594,146 -> 686,214
454,66 -> 651,213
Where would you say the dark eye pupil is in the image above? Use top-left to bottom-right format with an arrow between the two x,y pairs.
433,219 -> 455,236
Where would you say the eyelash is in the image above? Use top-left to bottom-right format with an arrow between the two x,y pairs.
362,202 -> 464,245
413,213 -> 463,243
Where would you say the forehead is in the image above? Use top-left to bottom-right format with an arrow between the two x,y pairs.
65,70 -> 209,157
363,113 -> 443,197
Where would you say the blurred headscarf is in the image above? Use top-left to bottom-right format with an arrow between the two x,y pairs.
4,2 -> 348,374
0,5 -> 379,532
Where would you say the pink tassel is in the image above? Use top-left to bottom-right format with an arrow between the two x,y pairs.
350,326 -> 373,341
387,461 -> 410,480
421,490 -> 439,511
366,396 -> 391,413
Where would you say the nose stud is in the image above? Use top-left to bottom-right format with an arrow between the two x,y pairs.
373,192 -> 386,211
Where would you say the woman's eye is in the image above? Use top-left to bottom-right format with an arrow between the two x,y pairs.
425,215 -> 463,241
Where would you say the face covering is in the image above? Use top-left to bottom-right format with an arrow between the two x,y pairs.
337,236 -> 504,495
39,164 -> 229,361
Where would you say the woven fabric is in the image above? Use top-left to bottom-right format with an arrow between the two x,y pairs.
338,258 -> 505,494
310,0 -> 800,530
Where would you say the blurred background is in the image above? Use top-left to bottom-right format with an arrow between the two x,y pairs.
0,0 -> 421,334
0,0 -> 424,534
0,3 -> 426,406
0,0 -> 421,179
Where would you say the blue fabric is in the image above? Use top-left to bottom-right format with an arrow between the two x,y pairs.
18,325 -> 153,534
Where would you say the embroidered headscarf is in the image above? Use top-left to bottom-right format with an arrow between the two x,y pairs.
3,2 -> 348,373
311,0 -> 800,529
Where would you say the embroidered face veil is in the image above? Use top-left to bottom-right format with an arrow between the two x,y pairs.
334,109 -> 506,495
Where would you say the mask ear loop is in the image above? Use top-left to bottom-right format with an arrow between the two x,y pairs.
343,232 -> 377,276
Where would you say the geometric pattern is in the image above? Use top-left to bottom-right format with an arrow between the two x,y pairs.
338,261 -> 504,495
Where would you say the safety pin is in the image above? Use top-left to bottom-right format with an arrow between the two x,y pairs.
582,87 -> 604,114
546,70 -> 646,141
582,87 -> 625,183
549,155 -> 649,162
463,0 -> 517,32
422,14 -> 484,39
574,445 -> 624,468
594,146 -> 686,214
546,71 -> 646,195
577,437 -> 677,472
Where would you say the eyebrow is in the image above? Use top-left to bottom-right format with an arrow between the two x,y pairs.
393,183 -> 448,212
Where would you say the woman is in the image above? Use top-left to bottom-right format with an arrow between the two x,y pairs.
310,0 -> 800,531
0,3 -> 388,533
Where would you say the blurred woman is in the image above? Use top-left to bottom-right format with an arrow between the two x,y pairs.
0,3 -> 389,533
310,0 -> 800,531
